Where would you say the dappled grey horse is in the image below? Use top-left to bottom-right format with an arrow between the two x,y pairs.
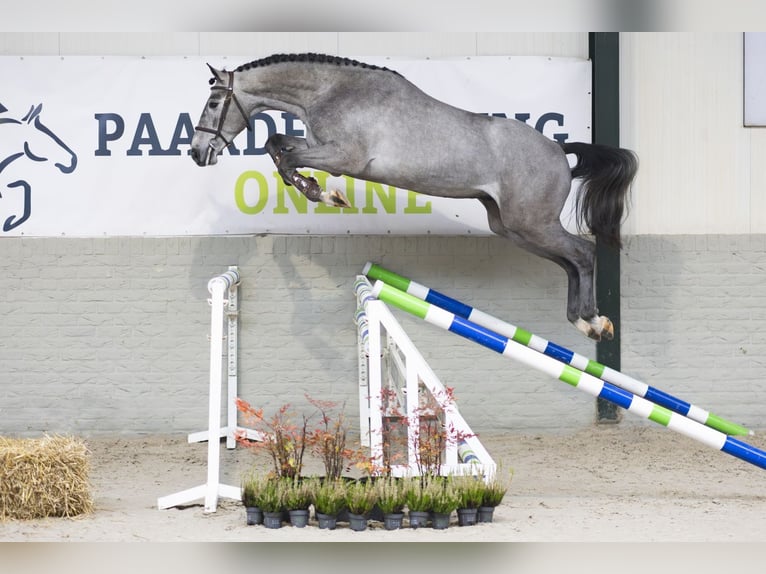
190,53 -> 638,341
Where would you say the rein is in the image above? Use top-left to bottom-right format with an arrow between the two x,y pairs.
195,70 -> 251,160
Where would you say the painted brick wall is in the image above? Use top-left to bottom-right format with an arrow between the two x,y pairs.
621,235 -> 766,431
1,234 -> 764,437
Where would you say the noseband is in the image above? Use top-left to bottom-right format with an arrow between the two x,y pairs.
195,70 -> 251,158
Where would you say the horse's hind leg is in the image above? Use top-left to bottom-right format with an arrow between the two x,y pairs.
481,195 -> 611,341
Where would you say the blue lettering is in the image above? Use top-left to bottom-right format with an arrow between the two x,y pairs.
243,112 -> 277,156
127,113 -> 168,156
168,113 -> 195,156
534,112 -> 568,143
486,112 -> 569,143
94,113 -> 124,156
514,113 -> 531,124
282,112 -> 304,137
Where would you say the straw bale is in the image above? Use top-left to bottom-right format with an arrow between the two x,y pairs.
0,435 -> 93,520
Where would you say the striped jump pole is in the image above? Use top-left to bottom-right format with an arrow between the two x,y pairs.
363,262 -> 752,438
370,279 -> 766,471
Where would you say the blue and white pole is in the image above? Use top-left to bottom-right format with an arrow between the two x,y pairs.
370,279 -> 766,471
364,262 -> 751,437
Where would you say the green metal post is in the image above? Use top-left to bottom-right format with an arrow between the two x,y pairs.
590,32 -> 622,423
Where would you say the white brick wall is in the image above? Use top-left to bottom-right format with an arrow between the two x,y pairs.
621,235 -> 766,430
1,234 -> 764,437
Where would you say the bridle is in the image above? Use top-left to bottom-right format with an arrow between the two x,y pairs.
195,70 -> 251,162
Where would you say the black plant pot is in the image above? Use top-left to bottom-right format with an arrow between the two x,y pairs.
315,512 -> 338,530
408,510 -> 430,529
477,506 -> 495,523
245,506 -> 263,526
348,512 -> 368,532
457,507 -> 478,526
288,509 -> 310,528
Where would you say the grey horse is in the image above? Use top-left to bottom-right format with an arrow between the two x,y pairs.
190,53 -> 638,341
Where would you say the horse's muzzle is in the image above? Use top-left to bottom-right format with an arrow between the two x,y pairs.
190,145 -> 217,167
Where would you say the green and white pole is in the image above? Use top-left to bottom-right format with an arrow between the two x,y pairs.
370,279 -> 766,471
364,262 -> 751,437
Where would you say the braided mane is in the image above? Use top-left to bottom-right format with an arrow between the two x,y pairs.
234,53 -> 401,76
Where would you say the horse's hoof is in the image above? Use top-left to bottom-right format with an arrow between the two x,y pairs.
600,318 -> 614,341
320,189 -> 351,208
574,316 -> 613,341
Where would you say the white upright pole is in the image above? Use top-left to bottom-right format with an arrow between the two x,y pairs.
203,277 -> 226,512
226,266 -> 239,449
158,268 -> 244,513
367,301 -> 385,470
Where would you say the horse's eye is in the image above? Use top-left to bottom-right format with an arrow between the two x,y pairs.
209,101 -> 219,110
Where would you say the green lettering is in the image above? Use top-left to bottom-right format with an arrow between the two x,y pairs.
363,182 -> 397,214
234,170 -> 269,214
340,176 -> 359,214
404,190 -> 432,214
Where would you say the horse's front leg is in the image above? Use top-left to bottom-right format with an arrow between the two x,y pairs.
265,134 -> 351,208
2,180 -> 32,232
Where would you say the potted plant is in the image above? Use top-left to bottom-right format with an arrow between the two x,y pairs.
478,468 -> 512,523
312,478 -> 347,530
376,477 -> 406,530
404,477 -> 434,529
282,477 -> 313,528
255,478 -> 285,529
235,399 -> 312,479
344,480 -> 378,532
427,476 -> 460,530
306,394 -> 356,481
241,472 -> 266,525
454,474 -> 484,526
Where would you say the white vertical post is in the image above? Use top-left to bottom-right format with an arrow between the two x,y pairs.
187,269 -> 260,448
157,268 -> 244,513
358,329 -> 371,448
203,275 -> 226,512
226,266 -> 239,449
367,300 -> 384,470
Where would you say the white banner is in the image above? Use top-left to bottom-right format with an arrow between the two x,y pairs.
0,56 -> 590,237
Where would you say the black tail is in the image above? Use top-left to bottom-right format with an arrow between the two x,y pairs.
561,142 -> 638,248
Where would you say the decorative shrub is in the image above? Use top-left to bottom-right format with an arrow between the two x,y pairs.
375,478 -> 405,514
344,480 -> 378,516
312,478 -> 347,516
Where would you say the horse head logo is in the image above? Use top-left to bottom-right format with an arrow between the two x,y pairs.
0,102 -> 78,231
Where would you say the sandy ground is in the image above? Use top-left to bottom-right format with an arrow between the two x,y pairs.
2,425 -> 766,544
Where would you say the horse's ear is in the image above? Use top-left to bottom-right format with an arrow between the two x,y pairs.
22,104 -> 42,123
206,63 -> 223,82
0,102 -> 7,114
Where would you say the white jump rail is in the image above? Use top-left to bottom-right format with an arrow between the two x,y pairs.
158,266 -> 260,513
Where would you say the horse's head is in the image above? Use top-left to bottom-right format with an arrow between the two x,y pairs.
21,104 -> 78,174
190,65 -> 252,167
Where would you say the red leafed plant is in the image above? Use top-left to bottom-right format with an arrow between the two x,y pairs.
305,394 -> 359,480
235,398 -> 311,479
370,385 -> 475,479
